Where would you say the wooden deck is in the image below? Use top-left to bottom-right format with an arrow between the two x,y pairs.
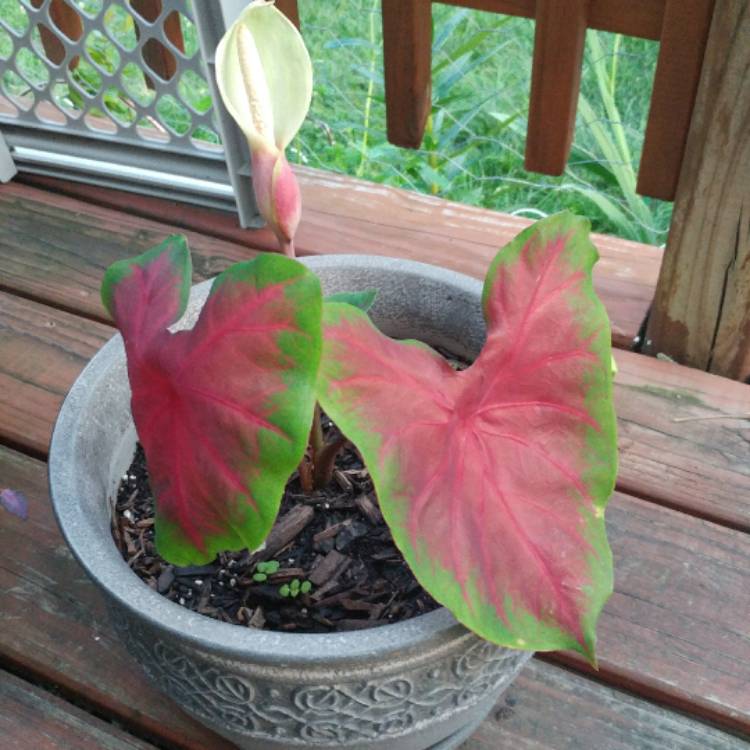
0,171 -> 748,749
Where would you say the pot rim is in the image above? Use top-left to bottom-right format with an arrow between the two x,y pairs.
49,253 -> 487,664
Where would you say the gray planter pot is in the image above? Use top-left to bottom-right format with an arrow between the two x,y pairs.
49,255 -> 533,750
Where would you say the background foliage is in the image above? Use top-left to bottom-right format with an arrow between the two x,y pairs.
0,0 -> 672,243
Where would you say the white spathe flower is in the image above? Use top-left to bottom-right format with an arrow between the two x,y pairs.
216,0 -> 312,155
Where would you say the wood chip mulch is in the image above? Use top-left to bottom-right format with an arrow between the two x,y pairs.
112,413 -> 439,633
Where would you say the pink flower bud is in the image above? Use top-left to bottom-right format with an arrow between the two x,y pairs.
252,148 -> 301,257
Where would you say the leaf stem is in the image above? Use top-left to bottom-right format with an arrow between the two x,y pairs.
300,404 -> 350,492
280,239 -> 296,258
313,435 -> 348,489
310,403 -> 325,456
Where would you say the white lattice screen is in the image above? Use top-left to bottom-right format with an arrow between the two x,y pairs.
0,0 -> 258,225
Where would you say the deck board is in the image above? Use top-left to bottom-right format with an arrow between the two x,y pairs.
615,353 -> 750,531
462,661 -> 746,750
0,446 -> 236,750
0,670 -> 158,750
0,182 -> 259,325
551,493 -> 750,734
1,175 -> 747,747
0,291 -> 110,457
6,176 -> 657,348
1,445 -> 748,737
2,290 -> 747,530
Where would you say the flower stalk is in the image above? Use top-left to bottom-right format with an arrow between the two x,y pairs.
216,1 -> 312,256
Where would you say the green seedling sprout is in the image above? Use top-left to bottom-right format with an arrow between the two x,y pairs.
253,560 -> 280,582
279,578 -> 312,599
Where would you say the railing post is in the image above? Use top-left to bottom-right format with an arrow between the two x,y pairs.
275,0 -> 301,28
382,0 -> 432,149
525,0 -> 588,175
644,1 -> 750,380
636,0 -> 715,201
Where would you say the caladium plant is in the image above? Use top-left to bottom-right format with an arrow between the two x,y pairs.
102,236 -> 322,566
214,1 -> 368,486
104,213 -> 616,662
317,213 -> 617,660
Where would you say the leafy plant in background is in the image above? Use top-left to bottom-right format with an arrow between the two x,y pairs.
563,32 -> 665,245
408,11 -> 524,201
104,2 -> 617,662
302,6 -> 523,203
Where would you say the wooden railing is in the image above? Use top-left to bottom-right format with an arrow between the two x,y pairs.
381,0 -> 715,203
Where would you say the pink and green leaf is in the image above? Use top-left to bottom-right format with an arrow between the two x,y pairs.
326,289 -> 377,312
101,235 -> 191,350
317,212 -> 617,662
104,241 -> 322,565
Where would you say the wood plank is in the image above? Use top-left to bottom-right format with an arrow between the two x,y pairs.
637,0 -> 715,200
645,1 -> 750,380
382,0 -> 433,148
586,0 -> 665,40
9,174 -> 661,349
0,670 -> 158,750
0,181 -> 259,324
2,280 -> 749,532
2,445 -> 749,737
0,446 -> 236,749
435,0 -> 665,41
525,0 -> 588,175
548,492 -> 750,736
464,660 -> 745,750
615,352 -> 750,532
0,292 -> 111,457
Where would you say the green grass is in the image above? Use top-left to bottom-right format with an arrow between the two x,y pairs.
0,0 -> 672,244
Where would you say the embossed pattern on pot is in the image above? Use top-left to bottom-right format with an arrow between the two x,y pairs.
113,611 -> 528,746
